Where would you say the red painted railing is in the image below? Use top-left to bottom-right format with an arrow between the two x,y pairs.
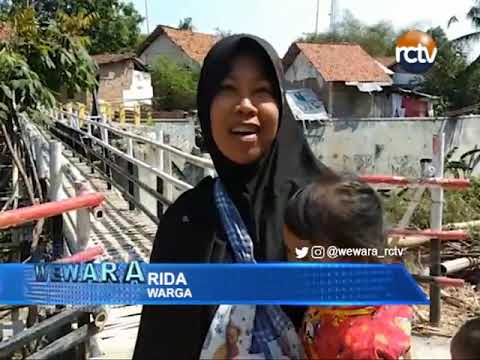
388,229 -> 470,241
360,175 -> 470,189
0,193 -> 105,230
55,245 -> 105,263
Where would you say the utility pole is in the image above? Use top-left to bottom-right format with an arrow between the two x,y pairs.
329,0 -> 337,33
145,0 -> 150,34
315,0 -> 320,34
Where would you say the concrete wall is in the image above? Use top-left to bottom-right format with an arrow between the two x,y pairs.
123,70 -> 153,106
97,61 -> 129,103
304,119 -> 444,177
108,116 -> 480,221
139,35 -> 200,70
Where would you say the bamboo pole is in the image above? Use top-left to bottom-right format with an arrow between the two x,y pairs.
444,220 -> 480,230
1,124 -> 36,204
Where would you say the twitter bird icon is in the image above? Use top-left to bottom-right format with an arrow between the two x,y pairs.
295,247 -> 309,259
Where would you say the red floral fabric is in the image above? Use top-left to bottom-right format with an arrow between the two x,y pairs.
301,305 -> 413,359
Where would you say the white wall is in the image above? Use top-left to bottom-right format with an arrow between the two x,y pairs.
285,53 -> 319,83
139,35 -> 199,69
123,70 -> 153,106
305,119 -> 444,177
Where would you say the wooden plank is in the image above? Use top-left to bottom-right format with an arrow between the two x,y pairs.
0,307 -> 99,359
25,324 -> 99,360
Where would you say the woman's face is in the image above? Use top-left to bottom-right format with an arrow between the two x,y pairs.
210,54 -> 280,165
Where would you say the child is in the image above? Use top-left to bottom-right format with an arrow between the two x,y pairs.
284,176 -> 413,359
451,318 -> 480,359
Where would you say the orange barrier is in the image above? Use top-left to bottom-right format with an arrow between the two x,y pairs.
0,193 -> 105,230
413,274 -> 465,288
54,245 -> 105,263
388,229 -> 469,241
360,175 -> 470,189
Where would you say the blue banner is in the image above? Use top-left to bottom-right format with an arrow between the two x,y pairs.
0,262 -> 428,305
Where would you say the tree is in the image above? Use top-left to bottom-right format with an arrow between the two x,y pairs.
0,5 -> 97,125
420,26 -> 480,114
151,56 -> 199,111
136,33 -> 149,51
448,1 -> 480,84
214,27 -> 232,38
2,0 -> 144,54
298,10 -> 397,56
178,17 -> 194,31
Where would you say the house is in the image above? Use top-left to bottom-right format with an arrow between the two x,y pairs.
283,42 -> 393,118
376,56 -> 425,89
137,25 -> 218,69
375,57 -> 437,117
91,53 -> 153,106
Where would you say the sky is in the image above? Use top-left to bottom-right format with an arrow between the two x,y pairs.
131,0 -> 480,57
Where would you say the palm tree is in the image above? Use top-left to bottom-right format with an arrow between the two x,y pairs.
449,1 -> 480,69
178,17 -> 194,31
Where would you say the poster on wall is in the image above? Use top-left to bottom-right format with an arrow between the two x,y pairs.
285,88 -> 329,122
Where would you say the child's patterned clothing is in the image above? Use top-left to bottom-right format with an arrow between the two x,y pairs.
301,305 -> 413,359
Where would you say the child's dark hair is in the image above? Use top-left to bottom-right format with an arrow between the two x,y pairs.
285,175 -> 385,253
451,318 -> 480,359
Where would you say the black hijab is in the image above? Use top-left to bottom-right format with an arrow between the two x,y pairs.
198,34 -> 332,261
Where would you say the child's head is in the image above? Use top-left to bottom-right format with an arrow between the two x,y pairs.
451,318 -> 480,359
284,175 -> 385,262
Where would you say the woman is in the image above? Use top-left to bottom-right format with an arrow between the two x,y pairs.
133,34 -> 332,359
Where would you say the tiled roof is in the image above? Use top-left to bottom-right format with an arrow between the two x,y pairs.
137,25 -> 217,63
91,53 -> 148,72
283,42 -> 392,83
375,56 -> 396,67
91,53 -> 137,65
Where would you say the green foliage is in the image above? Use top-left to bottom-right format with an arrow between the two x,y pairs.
420,27 -> 480,114
444,146 -> 480,178
5,6 -> 97,93
136,33 -> 149,51
0,48 -> 55,122
0,5 -> 97,121
214,27 -> 232,38
151,56 -> 199,111
2,0 -> 143,54
298,10 -> 397,56
178,17 -> 194,31
384,177 -> 480,230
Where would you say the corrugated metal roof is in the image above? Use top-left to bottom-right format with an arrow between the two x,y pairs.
92,53 -> 137,65
91,53 -> 148,72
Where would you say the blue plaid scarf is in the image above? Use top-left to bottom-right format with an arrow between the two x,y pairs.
199,179 -> 304,359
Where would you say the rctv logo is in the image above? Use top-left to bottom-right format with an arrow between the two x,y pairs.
396,30 -> 438,74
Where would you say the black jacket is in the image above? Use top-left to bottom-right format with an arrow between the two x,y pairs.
132,177 -> 304,359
